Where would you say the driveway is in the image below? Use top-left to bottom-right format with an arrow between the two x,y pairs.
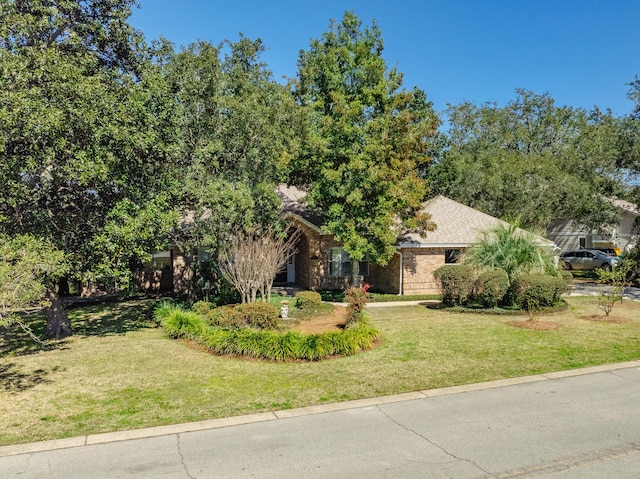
2,362 -> 640,478
568,280 -> 640,301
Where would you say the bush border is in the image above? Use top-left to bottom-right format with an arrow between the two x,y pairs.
155,303 -> 380,361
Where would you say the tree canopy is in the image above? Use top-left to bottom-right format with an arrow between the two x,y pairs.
429,89 -> 626,230
291,11 -> 439,285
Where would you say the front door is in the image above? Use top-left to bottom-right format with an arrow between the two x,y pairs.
287,254 -> 296,284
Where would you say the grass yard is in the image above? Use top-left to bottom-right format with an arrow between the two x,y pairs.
1,296 -> 639,446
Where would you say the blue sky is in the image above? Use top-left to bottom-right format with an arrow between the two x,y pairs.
130,0 -> 639,118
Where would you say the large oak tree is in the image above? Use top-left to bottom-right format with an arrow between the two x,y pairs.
0,0 -> 173,337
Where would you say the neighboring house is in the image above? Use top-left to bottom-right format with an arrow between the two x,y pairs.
547,198 -> 639,255
278,185 -> 555,295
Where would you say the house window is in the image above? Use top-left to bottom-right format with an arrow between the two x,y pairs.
328,247 -> 368,277
143,251 -> 172,271
444,249 -> 462,264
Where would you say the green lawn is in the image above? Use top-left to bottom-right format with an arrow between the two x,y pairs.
1,296 -> 639,446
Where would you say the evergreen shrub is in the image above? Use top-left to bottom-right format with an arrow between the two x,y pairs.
472,269 -> 509,308
206,303 -> 279,330
511,273 -> 567,310
295,291 -> 323,309
235,302 -> 279,329
433,265 -> 476,306
192,301 -> 216,316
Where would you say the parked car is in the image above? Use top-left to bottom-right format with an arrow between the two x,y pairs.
592,247 -> 619,257
559,249 -> 620,271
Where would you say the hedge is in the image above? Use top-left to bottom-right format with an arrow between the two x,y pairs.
433,265 -> 476,306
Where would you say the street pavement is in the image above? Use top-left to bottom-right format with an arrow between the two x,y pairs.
2,361 -> 639,478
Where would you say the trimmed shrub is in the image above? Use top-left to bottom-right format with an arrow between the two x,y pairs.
295,291 -> 323,310
206,303 -> 279,330
208,305 -> 248,329
510,273 -> 567,310
472,269 -> 509,308
235,302 -> 279,330
560,269 -> 573,286
192,301 -> 216,316
433,265 -> 476,306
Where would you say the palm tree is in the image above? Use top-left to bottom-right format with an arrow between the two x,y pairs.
464,223 -> 557,284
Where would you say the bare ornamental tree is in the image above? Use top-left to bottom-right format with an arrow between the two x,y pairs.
219,226 -> 300,303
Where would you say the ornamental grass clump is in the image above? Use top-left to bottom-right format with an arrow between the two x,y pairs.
155,304 -> 206,340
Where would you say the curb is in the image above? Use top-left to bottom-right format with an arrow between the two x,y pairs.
2,360 -> 639,458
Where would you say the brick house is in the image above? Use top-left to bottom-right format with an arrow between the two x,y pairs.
277,185 -> 555,295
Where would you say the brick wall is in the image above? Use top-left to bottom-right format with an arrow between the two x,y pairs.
289,219 -> 462,295
400,247 -> 449,295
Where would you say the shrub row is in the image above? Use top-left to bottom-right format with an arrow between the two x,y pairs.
192,301 -> 279,330
434,265 -> 571,310
155,304 -> 379,361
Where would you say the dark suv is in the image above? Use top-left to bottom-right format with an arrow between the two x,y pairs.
559,249 -> 619,271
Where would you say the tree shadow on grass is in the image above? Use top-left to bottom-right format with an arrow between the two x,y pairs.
0,313 -> 52,357
0,299 -> 162,357
69,299 -> 160,337
0,362 -> 56,392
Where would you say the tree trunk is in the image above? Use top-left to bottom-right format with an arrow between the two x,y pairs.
58,277 -> 70,297
350,260 -> 360,287
45,283 -> 73,338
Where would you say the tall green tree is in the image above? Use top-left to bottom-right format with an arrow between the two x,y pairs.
430,90 -> 623,230
292,11 -> 439,286
160,38 -> 302,299
0,1 -> 173,337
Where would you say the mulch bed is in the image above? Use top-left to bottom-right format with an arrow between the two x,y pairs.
291,305 -> 348,333
580,315 -> 630,323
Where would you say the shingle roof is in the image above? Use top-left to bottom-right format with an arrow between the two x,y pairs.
607,197 -> 640,216
397,195 -> 553,247
277,184 -> 326,233
277,185 -> 554,248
